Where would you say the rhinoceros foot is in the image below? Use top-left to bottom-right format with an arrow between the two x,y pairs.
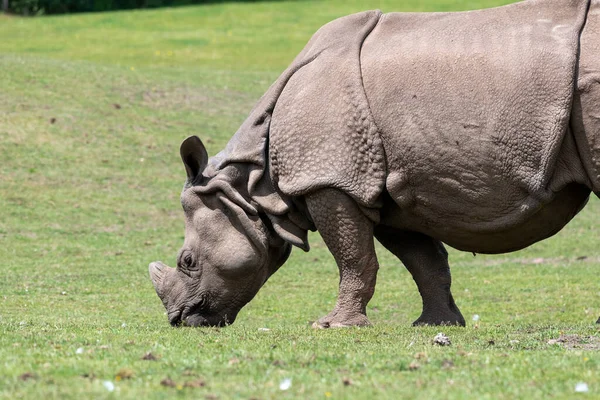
312,311 -> 371,329
412,311 -> 466,327
412,295 -> 466,327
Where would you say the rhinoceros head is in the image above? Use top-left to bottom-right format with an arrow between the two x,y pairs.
149,136 -> 291,327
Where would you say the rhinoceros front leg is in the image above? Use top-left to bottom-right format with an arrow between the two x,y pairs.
374,227 -> 465,326
306,188 -> 379,328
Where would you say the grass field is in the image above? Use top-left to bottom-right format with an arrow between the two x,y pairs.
1,0 -> 599,398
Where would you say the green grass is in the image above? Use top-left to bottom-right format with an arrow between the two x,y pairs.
1,0 -> 598,398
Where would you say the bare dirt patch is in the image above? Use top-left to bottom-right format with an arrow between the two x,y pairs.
142,352 -> 158,361
19,372 -> 36,381
160,377 -> 177,387
183,379 -> 206,388
547,335 -> 600,350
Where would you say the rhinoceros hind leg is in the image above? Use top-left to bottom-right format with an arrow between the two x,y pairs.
374,227 -> 465,327
306,188 -> 379,329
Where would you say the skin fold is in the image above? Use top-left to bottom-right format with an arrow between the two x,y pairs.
150,0 -> 600,328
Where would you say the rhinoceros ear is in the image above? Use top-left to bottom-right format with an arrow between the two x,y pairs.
180,136 -> 208,183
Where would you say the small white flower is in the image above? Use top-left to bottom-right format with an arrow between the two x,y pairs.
103,381 -> 115,392
258,327 -> 270,332
76,347 -> 84,354
121,323 -> 127,328
472,314 -> 480,321
575,382 -> 589,393
279,378 -> 292,390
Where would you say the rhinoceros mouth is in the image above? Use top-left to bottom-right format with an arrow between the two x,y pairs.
169,305 -> 237,327
168,310 -> 183,326
182,313 -> 212,327
167,305 -> 215,327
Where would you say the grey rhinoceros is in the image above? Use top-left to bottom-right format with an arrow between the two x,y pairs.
150,0 -> 600,327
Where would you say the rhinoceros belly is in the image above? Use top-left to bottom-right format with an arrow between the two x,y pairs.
378,181 -> 590,254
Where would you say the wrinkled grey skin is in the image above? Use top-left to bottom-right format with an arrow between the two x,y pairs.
150,0 -> 600,327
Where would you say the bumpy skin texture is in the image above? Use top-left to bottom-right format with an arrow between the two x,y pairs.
360,0 -> 592,253
306,189 -> 379,328
151,0 -> 600,328
270,11 -> 385,206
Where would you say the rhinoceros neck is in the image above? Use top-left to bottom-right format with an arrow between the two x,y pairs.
200,162 -> 314,251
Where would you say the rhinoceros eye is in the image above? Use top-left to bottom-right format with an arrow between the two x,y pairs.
178,250 -> 195,271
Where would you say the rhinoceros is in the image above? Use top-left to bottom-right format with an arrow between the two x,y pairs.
149,0 -> 600,327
